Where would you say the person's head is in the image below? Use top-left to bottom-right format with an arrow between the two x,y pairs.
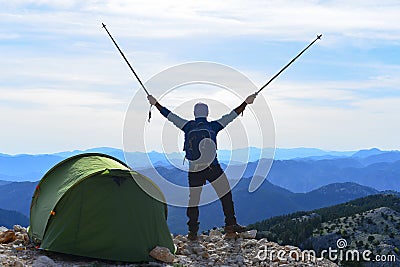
193,102 -> 209,118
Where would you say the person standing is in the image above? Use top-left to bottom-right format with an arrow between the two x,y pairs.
147,93 -> 257,240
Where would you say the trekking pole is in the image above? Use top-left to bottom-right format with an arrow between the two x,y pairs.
256,34 -> 322,95
102,23 -> 153,121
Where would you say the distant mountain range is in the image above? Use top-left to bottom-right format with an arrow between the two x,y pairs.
50,147 -> 356,162
0,181 -> 38,216
1,146 -> 399,234
263,157 -> 400,192
1,147 -> 400,193
167,180 -> 379,234
0,146 -> 380,180
0,176 -> 380,234
141,149 -> 400,193
0,208 -> 29,229
0,180 -> 11,186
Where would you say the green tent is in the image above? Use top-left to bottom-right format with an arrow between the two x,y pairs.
28,153 -> 175,262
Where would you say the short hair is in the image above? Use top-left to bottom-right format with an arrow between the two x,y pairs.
193,102 -> 209,118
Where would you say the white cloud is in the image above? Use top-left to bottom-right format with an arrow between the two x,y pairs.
266,78 -> 400,105
0,104 -> 125,154
266,79 -> 400,151
1,0 -> 400,43
268,96 -> 400,151
0,88 -> 125,108
1,0 -> 399,153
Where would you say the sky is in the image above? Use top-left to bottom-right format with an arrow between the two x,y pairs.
1,0 -> 399,154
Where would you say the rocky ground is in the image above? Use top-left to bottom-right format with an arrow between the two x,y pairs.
1,225 -> 338,267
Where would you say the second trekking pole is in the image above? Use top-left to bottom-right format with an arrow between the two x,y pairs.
256,34 -> 322,95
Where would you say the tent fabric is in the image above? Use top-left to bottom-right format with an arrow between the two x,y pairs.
29,153 -> 174,262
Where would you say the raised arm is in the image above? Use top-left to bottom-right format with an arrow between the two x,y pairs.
235,93 -> 257,114
215,93 -> 257,129
148,95 -> 188,130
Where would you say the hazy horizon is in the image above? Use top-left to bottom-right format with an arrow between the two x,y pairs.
1,145 -> 396,156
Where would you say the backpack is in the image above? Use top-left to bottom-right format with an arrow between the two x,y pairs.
184,121 -> 217,162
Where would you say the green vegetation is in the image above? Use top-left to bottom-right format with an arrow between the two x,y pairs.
249,194 -> 400,247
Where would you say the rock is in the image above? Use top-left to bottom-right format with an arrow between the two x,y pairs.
240,229 -> 257,239
0,226 -> 8,233
12,244 -> 27,252
209,229 -> 223,237
0,230 -> 16,244
284,245 -> 298,251
236,254 -> 244,262
147,262 -> 164,267
206,242 -> 216,249
0,224 -> 339,267
13,260 -> 24,267
13,225 -> 26,233
191,244 -> 205,254
12,232 -> 29,246
180,248 -> 191,255
176,228 -> 338,267
33,255 -> 57,267
201,251 -> 210,259
217,244 -> 229,252
242,239 -> 257,248
149,246 -> 175,263
257,237 -> 268,244
174,234 -> 187,242
22,233 -> 30,245
223,232 -> 238,239
209,253 -> 219,260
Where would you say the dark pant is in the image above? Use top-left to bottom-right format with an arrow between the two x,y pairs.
186,163 -> 237,233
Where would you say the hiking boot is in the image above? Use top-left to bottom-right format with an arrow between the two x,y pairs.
224,223 -> 247,234
187,231 -> 198,241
